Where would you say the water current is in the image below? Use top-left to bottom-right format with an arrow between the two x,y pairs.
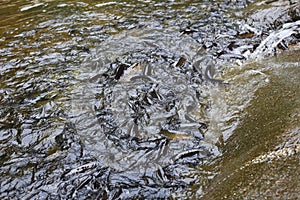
1,0 -> 300,199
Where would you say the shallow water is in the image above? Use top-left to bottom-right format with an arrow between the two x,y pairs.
197,50 -> 300,199
1,0 -> 300,199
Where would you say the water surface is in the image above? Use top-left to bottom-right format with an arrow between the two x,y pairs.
1,0 -> 299,199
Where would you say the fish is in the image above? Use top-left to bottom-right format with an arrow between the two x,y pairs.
160,129 -> 191,140
115,63 -> 142,82
175,56 -> 187,68
61,162 -> 98,179
204,62 -> 226,85
173,148 -> 211,162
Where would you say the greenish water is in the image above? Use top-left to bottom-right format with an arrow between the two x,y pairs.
198,50 -> 300,199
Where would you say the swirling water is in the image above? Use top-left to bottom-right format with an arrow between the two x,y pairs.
1,0 -> 300,199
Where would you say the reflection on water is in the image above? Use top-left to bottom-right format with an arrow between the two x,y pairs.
0,0 -> 300,199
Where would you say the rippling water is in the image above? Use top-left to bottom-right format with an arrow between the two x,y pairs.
1,0 -> 300,199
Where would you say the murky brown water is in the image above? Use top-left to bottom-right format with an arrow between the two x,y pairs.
1,0 -> 299,199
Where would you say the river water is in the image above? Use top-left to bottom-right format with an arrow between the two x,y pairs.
1,0 -> 300,199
